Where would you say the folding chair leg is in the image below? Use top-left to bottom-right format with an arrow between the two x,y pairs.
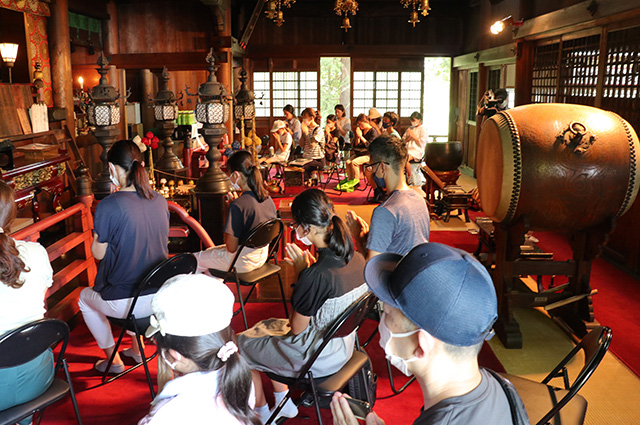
63,358 -> 84,425
387,357 -> 416,394
102,325 -> 128,383
133,320 -> 156,399
277,272 -> 289,318
236,280 -> 249,329
266,390 -> 293,425
308,370 -> 323,425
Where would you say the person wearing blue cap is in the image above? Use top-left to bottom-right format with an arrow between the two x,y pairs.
331,243 -> 529,425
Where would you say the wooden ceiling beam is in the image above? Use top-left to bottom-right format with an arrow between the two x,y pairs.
109,49 -> 230,71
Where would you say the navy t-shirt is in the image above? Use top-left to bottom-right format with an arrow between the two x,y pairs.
93,191 -> 169,300
223,191 -> 277,242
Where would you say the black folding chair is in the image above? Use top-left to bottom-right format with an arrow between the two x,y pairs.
265,292 -> 378,425
0,318 -> 83,425
501,326 -> 612,425
97,253 -> 197,399
209,218 -> 288,329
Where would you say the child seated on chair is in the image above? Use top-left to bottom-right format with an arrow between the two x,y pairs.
0,181 -> 55,424
260,120 -> 291,165
139,274 -> 260,425
78,140 -> 169,375
237,189 -> 368,423
194,150 -> 277,275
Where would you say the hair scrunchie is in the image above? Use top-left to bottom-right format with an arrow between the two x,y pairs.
217,341 -> 238,362
0,226 -> 4,234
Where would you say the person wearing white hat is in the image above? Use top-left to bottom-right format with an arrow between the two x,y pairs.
260,120 -> 291,165
139,274 -> 259,425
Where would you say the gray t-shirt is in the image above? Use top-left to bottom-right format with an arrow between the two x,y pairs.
367,189 -> 430,255
413,369 -> 527,425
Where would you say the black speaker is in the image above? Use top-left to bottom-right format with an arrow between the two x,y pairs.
0,140 -> 14,170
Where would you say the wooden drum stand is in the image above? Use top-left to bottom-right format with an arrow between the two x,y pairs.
488,216 -> 612,349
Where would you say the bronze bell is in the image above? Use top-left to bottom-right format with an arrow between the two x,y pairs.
341,16 -> 351,31
275,10 -> 284,26
265,0 -> 276,19
409,10 -> 420,27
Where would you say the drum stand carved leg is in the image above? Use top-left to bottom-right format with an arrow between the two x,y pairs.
491,215 -> 615,348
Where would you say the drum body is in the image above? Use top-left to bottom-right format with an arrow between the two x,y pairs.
476,103 -> 640,231
425,141 -> 463,171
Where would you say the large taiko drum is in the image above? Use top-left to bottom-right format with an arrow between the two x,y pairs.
476,103 -> 640,231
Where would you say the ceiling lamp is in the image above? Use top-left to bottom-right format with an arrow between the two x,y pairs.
0,43 -> 19,84
400,0 -> 431,27
490,16 -> 524,34
264,0 -> 296,27
334,0 -> 359,32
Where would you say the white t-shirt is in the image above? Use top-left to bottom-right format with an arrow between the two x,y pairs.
274,132 -> 292,162
139,369 -> 256,425
403,124 -> 429,161
0,239 -> 53,335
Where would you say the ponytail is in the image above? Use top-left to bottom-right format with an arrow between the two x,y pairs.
108,140 -> 155,200
228,150 -> 269,202
156,327 -> 260,425
291,188 -> 354,263
327,215 -> 354,263
0,181 -> 29,289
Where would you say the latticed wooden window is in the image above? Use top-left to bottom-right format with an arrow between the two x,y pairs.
488,69 -> 501,92
559,34 -> 601,105
271,71 -> 318,116
253,72 -> 271,117
352,71 -> 422,118
531,42 -> 560,103
601,26 -> 640,131
468,71 -> 478,121
400,71 -> 422,118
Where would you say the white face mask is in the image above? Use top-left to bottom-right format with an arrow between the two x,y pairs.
295,225 -> 313,246
229,172 -> 242,191
109,164 -> 121,187
161,350 -> 178,371
378,311 -> 420,377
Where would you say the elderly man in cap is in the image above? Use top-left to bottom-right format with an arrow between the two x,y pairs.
331,242 -> 528,425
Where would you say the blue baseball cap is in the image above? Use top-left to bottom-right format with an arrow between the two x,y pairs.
364,242 -> 498,347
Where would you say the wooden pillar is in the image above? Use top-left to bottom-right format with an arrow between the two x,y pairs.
140,69 -> 156,133
515,40 -> 534,107
217,0 -> 233,137
103,1 -> 119,56
48,0 -> 74,125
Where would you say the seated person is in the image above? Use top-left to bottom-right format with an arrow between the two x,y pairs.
237,189 -> 368,423
79,140 -> 169,374
402,111 -> 429,188
194,150 -> 277,274
346,135 -> 430,260
260,120 -> 291,165
368,107 -> 382,134
332,242 -> 529,425
324,114 -> 340,164
0,181 -> 54,424
365,111 -> 402,202
334,104 -> 351,149
299,107 -> 326,183
283,104 -> 302,149
338,114 -> 379,191
139,274 -> 259,425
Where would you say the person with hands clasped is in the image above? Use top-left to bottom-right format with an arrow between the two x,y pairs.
237,189 -> 368,424
193,150 -> 277,275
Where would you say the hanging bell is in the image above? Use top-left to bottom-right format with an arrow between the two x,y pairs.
409,10 -> 420,27
421,0 -> 431,16
275,10 -> 285,26
265,0 -> 276,19
341,16 -> 351,31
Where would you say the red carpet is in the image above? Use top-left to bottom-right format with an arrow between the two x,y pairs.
45,302 -> 503,425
